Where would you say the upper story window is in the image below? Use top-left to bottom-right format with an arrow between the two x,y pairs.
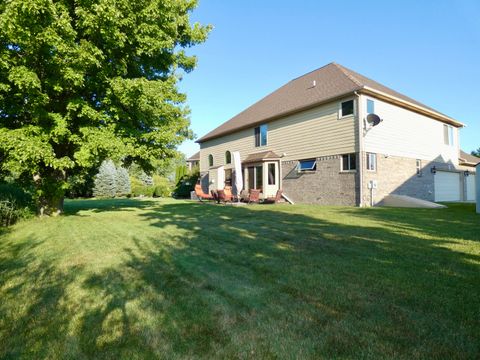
366,153 -> 376,171
341,153 -> 357,171
225,151 -> 232,164
254,124 -> 268,147
208,154 -> 213,167
340,100 -> 354,118
367,99 -> 375,114
443,124 -> 454,146
297,159 -> 317,172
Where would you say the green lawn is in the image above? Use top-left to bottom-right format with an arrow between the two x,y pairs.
0,199 -> 479,359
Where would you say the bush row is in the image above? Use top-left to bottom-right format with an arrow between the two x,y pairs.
129,175 -> 173,198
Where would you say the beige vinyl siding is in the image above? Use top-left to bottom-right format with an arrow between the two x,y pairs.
199,100 -> 357,172
361,95 -> 460,164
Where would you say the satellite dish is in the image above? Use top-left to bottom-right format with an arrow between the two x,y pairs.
366,113 -> 382,127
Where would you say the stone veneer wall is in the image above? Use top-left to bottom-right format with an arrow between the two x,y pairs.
362,153 -> 470,206
281,155 -> 359,205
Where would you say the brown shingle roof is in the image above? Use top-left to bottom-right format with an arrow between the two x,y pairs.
243,151 -> 281,164
459,150 -> 480,165
187,151 -> 200,161
197,62 -> 461,143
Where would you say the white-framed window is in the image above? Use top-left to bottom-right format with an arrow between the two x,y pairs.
225,151 -> 232,164
254,124 -> 268,147
297,159 -> 317,172
367,99 -> 375,114
416,159 -> 422,176
366,153 -> 376,171
339,99 -> 354,118
443,124 -> 454,146
208,154 -> 213,167
341,153 -> 357,171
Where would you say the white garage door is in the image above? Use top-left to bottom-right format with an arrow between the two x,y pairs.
466,174 -> 476,201
434,171 -> 461,202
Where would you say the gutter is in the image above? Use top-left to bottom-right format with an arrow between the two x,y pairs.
359,86 -> 465,128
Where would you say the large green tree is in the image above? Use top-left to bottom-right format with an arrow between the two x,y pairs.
0,0 -> 209,215
471,148 -> 480,157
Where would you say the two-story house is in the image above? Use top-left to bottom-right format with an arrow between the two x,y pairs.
196,62 -> 475,206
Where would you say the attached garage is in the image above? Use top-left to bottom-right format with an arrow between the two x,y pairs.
434,171 -> 461,202
466,174 -> 476,201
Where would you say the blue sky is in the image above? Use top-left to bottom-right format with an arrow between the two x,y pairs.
178,0 -> 480,157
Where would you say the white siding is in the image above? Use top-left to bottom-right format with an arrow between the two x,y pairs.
466,174 -> 476,201
199,100 -> 357,172
361,95 -> 459,164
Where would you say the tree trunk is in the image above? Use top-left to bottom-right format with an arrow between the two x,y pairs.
38,195 -> 64,217
34,170 -> 66,217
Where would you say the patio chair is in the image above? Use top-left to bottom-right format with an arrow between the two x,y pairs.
195,184 -> 213,201
263,189 -> 283,204
247,189 -> 261,204
217,189 -> 233,204
224,186 -> 236,202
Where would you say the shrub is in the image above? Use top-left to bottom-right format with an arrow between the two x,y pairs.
0,182 -> 33,207
93,160 -> 117,197
0,183 -> 33,226
0,200 -> 19,226
173,169 -> 199,198
130,177 -> 155,197
152,175 -> 172,197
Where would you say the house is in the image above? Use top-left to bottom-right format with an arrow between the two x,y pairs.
196,62 -> 476,206
186,151 -> 200,171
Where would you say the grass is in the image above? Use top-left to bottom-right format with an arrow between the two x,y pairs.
0,198 -> 479,359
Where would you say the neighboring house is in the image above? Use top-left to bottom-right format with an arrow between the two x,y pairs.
186,151 -> 200,171
197,62 -> 475,205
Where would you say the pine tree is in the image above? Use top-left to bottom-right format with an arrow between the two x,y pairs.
115,167 -> 131,197
93,160 -> 117,198
139,172 -> 154,186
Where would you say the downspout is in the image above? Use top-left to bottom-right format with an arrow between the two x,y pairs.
354,91 -> 364,207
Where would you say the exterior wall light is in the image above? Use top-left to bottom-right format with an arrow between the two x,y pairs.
464,170 -> 470,177
431,166 -> 436,174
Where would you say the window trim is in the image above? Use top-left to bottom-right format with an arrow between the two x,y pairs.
267,163 -> 276,185
208,154 -> 213,167
339,99 -> 355,118
341,153 -> 357,172
297,159 -> 317,172
225,150 -> 232,164
443,124 -> 454,146
366,152 -> 377,172
254,124 -> 268,147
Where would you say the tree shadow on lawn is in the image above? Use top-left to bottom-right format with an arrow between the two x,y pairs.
64,198 -> 159,216
0,236 -> 85,359
1,201 -> 479,358
76,202 -> 480,358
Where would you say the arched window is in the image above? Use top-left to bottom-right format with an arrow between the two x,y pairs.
225,151 -> 232,164
208,154 -> 213,167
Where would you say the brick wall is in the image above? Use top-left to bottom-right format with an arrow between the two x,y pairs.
281,155 -> 359,205
362,153 -> 473,206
